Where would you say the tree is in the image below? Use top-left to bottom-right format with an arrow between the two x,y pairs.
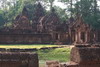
58,0 -> 77,17
59,0 -> 100,29
54,6 -> 68,22
49,0 -> 55,11
0,10 -> 5,27
0,0 -> 24,27
74,0 -> 100,29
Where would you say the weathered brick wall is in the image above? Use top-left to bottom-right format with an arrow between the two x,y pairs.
0,34 -> 51,44
0,52 -> 39,67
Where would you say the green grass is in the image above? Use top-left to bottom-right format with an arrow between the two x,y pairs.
0,45 -> 57,49
38,47 -> 71,62
0,45 -> 71,62
38,47 -> 71,67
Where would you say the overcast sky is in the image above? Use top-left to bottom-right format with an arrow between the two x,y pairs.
54,0 -> 66,9
54,0 -> 100,9
0,0 -> 100,10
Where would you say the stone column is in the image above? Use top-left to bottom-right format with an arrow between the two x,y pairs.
75,32 -> 78,43
93,32 -> 96,43
85,32 -> 88,43
78,32 -> 81,43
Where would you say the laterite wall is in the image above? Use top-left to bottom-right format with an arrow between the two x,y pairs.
0,34 -> 52,44
0,52 -> 39,67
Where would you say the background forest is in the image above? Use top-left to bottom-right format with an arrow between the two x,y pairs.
0,0 -> 100,29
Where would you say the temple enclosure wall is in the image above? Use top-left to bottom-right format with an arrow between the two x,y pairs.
0,52 -> 38,67
0,34 -> 52,44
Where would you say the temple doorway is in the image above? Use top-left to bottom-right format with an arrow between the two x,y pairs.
55,33 -> 59,40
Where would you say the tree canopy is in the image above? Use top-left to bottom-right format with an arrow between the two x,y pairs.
0,0 -> 100,29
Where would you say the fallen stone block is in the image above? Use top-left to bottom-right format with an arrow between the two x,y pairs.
60,62 -> 78,67
45,60 -> 60,67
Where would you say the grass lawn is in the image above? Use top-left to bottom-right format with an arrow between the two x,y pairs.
0,45 -> 71,67
0,44 -> 57,49
38,47 -> 71,67
38,47 -> 71,62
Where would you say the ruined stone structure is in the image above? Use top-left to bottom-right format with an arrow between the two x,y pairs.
13,7 -> 32,30
46,61 -> 60,67
0,2 -> 100,44
60,45 -> 100,67
40,8 -> 68,44
32,2 -> 45,32
68,16 -> 91,44
68,16 -> 100,44
0,52 -> 38,67
0,3 -> 68,44
46,45 -> 100,67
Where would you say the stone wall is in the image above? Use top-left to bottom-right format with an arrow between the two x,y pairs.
61,45 -> 100,67
71,46 -> 100,64
0,52 -> 38,67
0,34 -> 52,44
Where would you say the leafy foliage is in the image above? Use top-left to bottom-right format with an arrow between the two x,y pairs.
59,0 -> 100,29
75,0 -> 100,29
0,10 -> 5,27
54,6 -> 68,22
0,0 -> 100,29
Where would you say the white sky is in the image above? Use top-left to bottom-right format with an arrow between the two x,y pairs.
0,0 -> 66,9
54,0 -> 66,9
54,0 -> 100,9
0,0 -> 100,9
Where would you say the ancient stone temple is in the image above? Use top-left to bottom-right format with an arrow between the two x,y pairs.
32,2 -> 45,32
39,8 -> 68,44
13,7 -> 32,30
0,2 -> 100,44
40,8 -> 60,33
0,3 -> 68,44
68,16 -> 90,44
68,16 -> 100,44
